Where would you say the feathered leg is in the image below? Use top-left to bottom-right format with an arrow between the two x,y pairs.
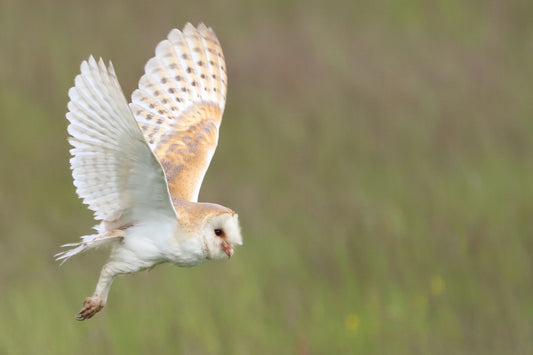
76,259 -> 139,321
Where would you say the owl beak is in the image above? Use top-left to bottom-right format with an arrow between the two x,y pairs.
221,241 -> 233,259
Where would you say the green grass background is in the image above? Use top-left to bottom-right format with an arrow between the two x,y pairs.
1,0 -> 532,353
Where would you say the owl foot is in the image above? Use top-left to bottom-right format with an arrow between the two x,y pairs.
76,296 -> 104,321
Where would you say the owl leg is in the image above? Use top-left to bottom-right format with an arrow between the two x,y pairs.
76,261 -> 129,321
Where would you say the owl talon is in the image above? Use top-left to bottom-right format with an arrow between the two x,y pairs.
76,296 -> 104,321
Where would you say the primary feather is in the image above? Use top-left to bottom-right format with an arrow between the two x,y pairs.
67,56 -> 173,225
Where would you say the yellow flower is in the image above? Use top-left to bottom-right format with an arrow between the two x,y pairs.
430,276 -> 445,296
345,314 -> 359,333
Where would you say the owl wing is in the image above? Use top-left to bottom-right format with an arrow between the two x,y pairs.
67,56 -> 174,224
130,23 -> 227,203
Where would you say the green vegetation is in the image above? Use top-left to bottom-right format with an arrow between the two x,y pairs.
1,0 -> 532,353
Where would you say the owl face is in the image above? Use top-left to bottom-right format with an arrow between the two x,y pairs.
202,212 -> 242,260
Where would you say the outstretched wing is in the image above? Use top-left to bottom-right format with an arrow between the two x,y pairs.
67,56 -> 174,224
130,23 -> 227,203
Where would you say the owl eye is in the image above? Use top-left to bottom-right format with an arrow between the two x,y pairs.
214,229 -> 223,236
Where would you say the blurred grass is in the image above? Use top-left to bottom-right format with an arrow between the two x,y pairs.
1,0 -> 533,353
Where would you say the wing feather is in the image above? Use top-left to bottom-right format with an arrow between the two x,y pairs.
67,56 -> 173,223
130,23 -> 227,203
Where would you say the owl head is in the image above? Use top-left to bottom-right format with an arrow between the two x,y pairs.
200,204 -> 242,260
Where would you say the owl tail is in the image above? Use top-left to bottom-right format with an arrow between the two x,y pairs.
55,228 -> 125,265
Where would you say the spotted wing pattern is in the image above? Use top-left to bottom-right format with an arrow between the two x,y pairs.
130,23 -> 227,203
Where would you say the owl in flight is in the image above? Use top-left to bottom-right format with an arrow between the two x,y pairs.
55,23 -> 242,320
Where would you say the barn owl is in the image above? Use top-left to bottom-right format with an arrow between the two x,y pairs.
55,23 -> 242,320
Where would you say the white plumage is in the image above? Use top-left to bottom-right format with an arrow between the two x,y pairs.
56,24 -> 242,320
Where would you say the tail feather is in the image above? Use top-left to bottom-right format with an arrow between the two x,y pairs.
55,231 -> 123,265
